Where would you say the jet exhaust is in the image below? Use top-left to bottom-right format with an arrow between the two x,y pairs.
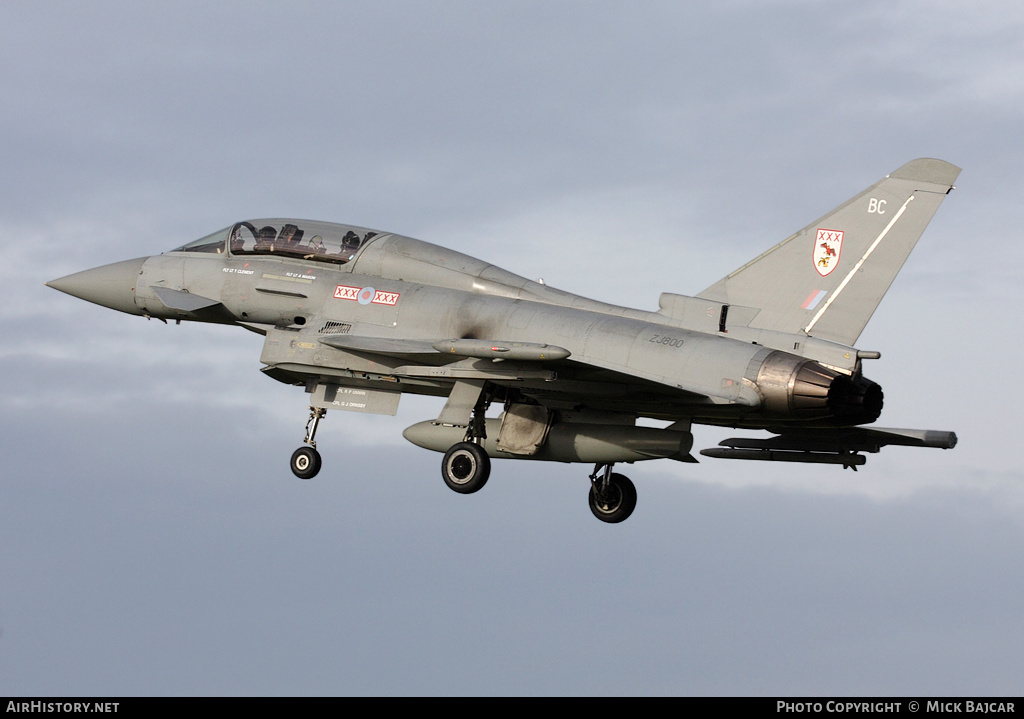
754,350 -> 883,425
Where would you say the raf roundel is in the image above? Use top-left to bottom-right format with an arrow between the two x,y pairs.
358,286 -> 375,305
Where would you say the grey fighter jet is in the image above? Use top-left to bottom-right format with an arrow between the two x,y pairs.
48,159 -> 960,523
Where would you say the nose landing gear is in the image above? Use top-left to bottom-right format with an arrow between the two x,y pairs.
290,406 -> 325,479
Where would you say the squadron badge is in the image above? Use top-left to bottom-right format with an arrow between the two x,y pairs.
813,228 -> 843,277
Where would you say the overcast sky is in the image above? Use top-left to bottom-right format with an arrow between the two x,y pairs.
2,1 -> 1023,696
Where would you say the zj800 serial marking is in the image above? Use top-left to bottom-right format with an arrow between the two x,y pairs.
649,334 -> 684,348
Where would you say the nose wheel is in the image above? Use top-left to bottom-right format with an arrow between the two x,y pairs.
291,446 -> 322,479
290,406 -> 325,479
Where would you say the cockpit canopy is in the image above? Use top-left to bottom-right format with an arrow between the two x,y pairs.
172,219 -> 383,264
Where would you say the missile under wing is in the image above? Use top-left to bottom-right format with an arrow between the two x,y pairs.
47,159 -> 960,523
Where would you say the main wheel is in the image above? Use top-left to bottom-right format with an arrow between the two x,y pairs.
441,442 -> 491,494
290,446 -> 322,479
588,473 -> 637,523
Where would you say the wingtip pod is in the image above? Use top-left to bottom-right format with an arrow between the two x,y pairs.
888,158 -> 961,188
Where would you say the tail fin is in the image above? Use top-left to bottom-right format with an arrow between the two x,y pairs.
697,158 -> 960,346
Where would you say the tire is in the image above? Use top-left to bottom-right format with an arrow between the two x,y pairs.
290,446 -> 322,479
588,473 -> 637,523
441,442 -> 491,494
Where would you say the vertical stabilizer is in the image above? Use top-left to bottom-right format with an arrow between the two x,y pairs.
697,159 -> 960,346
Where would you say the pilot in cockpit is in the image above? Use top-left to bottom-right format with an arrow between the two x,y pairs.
255,226 -> 277,251
278,224 -> 303,249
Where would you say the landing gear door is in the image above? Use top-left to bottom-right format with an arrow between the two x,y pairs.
311,383 -> 401,415
496,404 -> 552,456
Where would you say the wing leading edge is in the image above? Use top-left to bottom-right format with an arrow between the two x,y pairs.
319,334 -> 571,361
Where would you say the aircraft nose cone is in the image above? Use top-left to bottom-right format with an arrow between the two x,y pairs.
46,257 -> 148,316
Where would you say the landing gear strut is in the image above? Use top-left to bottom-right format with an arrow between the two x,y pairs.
587,463 -> 637,523
290,406 -> 325,479
440,383 -> 491,494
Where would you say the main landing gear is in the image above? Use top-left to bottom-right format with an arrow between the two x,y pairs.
290,406 -> 325,479
587,464 -> 637,524
433,382 -> 637,523
441,442 -> 490,494
439,383 -> 491,494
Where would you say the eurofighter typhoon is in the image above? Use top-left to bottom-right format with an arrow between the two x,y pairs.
48,159 -> 960,523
